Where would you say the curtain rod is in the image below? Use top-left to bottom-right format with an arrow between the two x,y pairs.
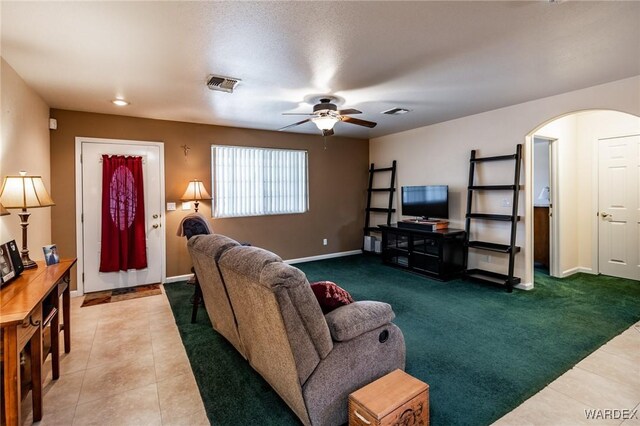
98,155 -> 146,164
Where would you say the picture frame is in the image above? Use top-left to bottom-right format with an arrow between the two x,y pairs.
0,242 -> 16,284
43,244 -> 60,266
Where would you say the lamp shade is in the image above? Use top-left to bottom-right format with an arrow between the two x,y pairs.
0,202 -> 9,216
0,172 -> 55,208
181,180 -> 211,201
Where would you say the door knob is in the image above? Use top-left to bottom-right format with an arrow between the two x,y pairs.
152,224 -> 159,229
601,212 -> 612,221
153,214 -> 159,219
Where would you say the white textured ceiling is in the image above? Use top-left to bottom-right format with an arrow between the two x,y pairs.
2,1 -> 639,139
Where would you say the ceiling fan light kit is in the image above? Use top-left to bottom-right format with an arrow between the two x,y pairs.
279,97 -> 377,136
312,115 -> 339,131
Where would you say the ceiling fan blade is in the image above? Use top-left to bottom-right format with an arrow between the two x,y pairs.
341,116 -> 377,128
278,118 -> 312,131
322,129 -> 334,137
282,113 -> 315,116
337,108 -> 362,115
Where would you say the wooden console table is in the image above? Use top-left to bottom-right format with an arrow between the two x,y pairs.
1,258 -> 76,426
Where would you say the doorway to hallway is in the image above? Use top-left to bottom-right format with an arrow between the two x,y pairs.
526,110 -> 640,284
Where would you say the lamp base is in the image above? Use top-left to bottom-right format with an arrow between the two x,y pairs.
21,257 -> 37,269
18,209 -> 37,269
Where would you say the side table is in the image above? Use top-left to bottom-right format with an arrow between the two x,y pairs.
349,369 -> 429,426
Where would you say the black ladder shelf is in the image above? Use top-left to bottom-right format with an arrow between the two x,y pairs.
364,161 -> 397,235
464,145 -> 522,292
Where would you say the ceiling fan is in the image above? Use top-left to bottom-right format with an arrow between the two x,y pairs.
279,97 -> 377,137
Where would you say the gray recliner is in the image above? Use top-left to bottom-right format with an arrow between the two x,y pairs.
188,234 -> 245,356
188,234 -> 406,426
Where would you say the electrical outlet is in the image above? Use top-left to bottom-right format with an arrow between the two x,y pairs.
323,239 -> 328,246
502,199 -> 512,207
166,202 -> 176,211
182,202 -> 191,211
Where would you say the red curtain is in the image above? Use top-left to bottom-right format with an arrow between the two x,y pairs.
99,155 -> 148,272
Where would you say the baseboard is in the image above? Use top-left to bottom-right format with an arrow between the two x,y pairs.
514,282 -> 534,291
561,267 -> 594,278
70,290 -> 82,298
165,273 -> 194,283
285,250 -> 362,265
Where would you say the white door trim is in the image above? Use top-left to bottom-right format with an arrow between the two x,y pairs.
74,137 -> 166,295
525,134 -> 560,286
524,136 -> 534,287
549,137 -> 560,278
591,133 -> 600,276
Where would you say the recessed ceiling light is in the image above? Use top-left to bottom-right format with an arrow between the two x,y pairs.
111,99 -> 130,106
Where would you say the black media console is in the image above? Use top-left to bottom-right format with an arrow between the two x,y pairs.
378,224 -> 466,281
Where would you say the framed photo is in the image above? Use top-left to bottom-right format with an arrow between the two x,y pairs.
0,242 -> 16,284
43,244 -> 60,266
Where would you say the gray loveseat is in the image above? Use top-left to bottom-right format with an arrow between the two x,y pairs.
187,234 -> 406,426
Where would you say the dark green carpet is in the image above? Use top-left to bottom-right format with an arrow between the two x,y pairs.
165,255 -> 640,425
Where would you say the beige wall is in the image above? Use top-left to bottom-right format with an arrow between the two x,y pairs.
49,109 -> 368,289
370,76 -> 640,287
0,58 -> 52,260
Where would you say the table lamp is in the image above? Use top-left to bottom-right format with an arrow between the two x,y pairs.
0,203 -> 9,216
0,171 -> 55,268
181,180 -> 211,213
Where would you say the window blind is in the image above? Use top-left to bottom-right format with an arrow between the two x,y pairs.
211,145 -> 308,218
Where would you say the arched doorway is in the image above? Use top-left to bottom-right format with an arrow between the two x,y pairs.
524,110 -> 640,285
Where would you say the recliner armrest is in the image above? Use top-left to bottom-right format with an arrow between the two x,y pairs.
324,301 -> 395,341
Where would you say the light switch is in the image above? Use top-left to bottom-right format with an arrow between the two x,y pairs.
166,202 -> 176,211
182,202 -> 191,211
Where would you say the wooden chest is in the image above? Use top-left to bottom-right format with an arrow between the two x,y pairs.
349,369 -> 429,426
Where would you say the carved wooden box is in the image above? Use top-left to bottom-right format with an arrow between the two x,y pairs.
348,369 -> 429,426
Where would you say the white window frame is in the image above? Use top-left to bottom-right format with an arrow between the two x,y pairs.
211,145 -> 309,218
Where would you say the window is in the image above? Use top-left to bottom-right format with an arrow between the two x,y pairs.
211,145 -> 308,218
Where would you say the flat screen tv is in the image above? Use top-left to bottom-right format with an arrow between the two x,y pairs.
401,185 -> 449,219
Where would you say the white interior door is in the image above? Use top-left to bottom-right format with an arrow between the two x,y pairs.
598,135 -> 640,280
81,140 -> 164,292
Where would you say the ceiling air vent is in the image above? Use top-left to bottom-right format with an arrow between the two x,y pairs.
206,74 -> 241,93
382,107 -> 411,115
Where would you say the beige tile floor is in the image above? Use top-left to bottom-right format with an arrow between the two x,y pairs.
494,321 -> 640,426
20,287 -> 639,426
20,286 -> 208,425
